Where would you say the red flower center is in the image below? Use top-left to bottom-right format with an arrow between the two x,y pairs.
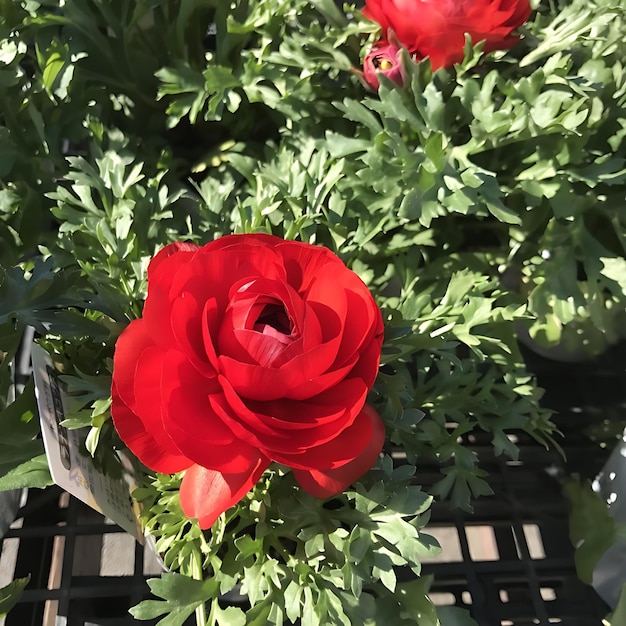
254,302 -> 293,336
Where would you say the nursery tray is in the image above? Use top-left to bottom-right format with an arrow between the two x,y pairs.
420,431 -> 610,626
2,343 -> 623,626
0,440 -> 609,626
419,342 -> 626,626
0,487 -> 164,626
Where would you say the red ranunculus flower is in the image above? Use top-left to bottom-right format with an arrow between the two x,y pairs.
363,0 -> 531,69
363,42 -> 406,90
111,234 -> 385,528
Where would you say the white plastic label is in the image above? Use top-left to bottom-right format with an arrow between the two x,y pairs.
32,344 -> 142,541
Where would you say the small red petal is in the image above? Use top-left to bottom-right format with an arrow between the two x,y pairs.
171,292 -> 218,377
211,375 -> 367,455
346,328 -> 384,391
179,455 -> 269,529
147,242 -> 200,280
202,297 -> 221,370
160,352 -> 251,471
143,243 -> 199,348
277,239 -> 339,294
132,346 -> 189,455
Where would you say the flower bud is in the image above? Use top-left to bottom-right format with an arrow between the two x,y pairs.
363,43 -> 405,90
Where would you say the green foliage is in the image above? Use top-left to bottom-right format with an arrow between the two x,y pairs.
0,454 -> 53,491
134,462 -> 438,625
564,476 -> 626,585
130,574 -> 224,626
0,576 -> 30,617
0,378 -> 53,490
436,606 -> 479,626
321,0 -> 626,356
1,0 -> 624,621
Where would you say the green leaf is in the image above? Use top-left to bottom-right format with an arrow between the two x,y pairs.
606,583 -> 626,626
307,0 -> 347,27
284,579 -> 303,622
0,128 -> 18,178
215,605 -> 246,626
0,454 -> 53,490
244,600 -> 272,626
36,36 -> 78,100
371,577 -> 439,626
397,578 -> 439,625
564,476 -> 618,584
129,573 -> 216,625
156,64 -> 207,125
0,576 -> 30,617
0,379 -> 47,481
130,600 -> 197,626
436,605 -> 479,626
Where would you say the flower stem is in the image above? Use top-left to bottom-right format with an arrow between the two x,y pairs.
191,551 -> 208,626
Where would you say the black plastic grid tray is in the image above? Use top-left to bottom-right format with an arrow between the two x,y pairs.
1,487 -> 158,626
419,341 -> 626,626
1,342 -> 623,625
1,440 -> 609,626
422,433 -> 610,626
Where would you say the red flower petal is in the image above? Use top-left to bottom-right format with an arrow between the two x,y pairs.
336,288 -> 380,365
111,383 -> 192,474
344,325 -> 384,390
362,0 -> 531,67
170,292 -> 219,376
218,348 -> 355,402
180,454 -> 269,529
143,243 -> 199,349
218,277 -> 310,368
133,346 -> 190,453
202,297 -> 221,369
292,404 -> 385,497
177,244 -> 286,312
277,239 -> 341,294
217,299 -> 351,402
201,232 -> 284,255
148,242 -> 200,280
112,319 -> 153,410
209,375 -> 367,455
278,396 -> 377,471
159,352 -> 258,473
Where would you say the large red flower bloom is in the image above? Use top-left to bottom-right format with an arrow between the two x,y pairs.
111,235 -> 385,528
363,0 -> 531,69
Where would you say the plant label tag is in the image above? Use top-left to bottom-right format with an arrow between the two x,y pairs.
31,344 -> 142,541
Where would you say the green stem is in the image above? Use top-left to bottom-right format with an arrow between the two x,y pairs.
191,551 -> 208,626
207,599 -> 216,626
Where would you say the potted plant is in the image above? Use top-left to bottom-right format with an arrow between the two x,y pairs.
1,0 -> 623,623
